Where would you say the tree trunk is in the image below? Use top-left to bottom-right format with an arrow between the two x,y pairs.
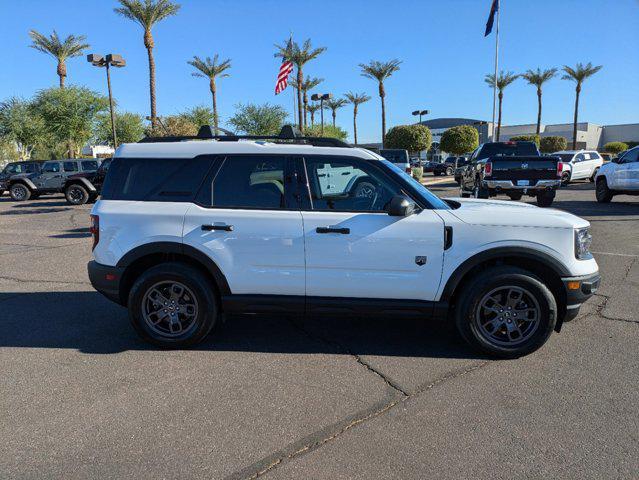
572,84 -> 580,150
379,82 -> 386,147
310,110 -> 315,125
210,77 -> 218,133
536,87 -> 542,136
332,110 -> 336,128
353,106 -> 358,145
496,91 -> 503,141
57,61 -> 66,88
144,30 -> 157,127
296,68 -> 303,131
303,91 -> 308,129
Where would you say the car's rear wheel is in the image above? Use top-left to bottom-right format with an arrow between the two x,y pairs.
445,166 -> 454,176
455,266 -> 557,358
590,168 -> 599,182
508,192 -> 523,201
473,184 -> 489,199
128,262 -> 219,347
65,184 -> 89,205
10,183 -> 31,201
595,177 -> 613,203
433,171 -> 441,176
536,190 -> 555,207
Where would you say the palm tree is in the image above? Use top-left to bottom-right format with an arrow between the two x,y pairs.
275,38 -> 326,131
359,59 -> 401,147
187,55 -> 231,133
325,98 -> 347,127
561,62 -> 603,149
114,0 -> 181,127
344,92 -> 371,145
484,71 -> 519,141
28,30 -> 89,88
290,76 -> 323,128
307,102 -> 321,126
521,68 -> 557,136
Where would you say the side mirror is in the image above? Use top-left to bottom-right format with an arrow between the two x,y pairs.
612,157 -> 621,164
388,195 -> 416,217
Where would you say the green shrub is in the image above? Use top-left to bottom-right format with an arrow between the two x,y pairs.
440,125 -> 479,155
539,136 -> 567,153
303,124 -> 348,141
509,134 -> 540,147
411,166 -> 423,181
603,141 -> 628,154
385,124 -> 432,152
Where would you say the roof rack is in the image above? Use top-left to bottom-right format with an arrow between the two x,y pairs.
138,125 -> 352,148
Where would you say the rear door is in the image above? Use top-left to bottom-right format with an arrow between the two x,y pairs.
299,155 -> 445,301
183,155 -> 305,296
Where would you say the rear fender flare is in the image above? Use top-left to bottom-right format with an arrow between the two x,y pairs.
65,177 -> 97,192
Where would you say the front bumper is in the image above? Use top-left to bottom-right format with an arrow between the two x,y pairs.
88,260 -> 125,305
561,271 -> 601,322
482,179 -> 561,191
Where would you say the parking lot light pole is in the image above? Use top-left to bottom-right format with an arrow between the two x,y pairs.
87,54 -> 126,148
412,109 -> 429,124
312,93 -> 332,136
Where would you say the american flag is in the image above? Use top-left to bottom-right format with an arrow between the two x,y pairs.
275,58 -> 294,95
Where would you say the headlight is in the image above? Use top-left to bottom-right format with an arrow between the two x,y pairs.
574,227 -> 593,260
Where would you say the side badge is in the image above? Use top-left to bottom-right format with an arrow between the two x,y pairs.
415,256 -> 427,266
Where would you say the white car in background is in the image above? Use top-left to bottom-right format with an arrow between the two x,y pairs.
595,146 -> 639,202
554,150 -> 604,184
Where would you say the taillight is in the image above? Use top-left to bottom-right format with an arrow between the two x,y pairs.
557,162 -> 564,177
90,214 -> 99,250
406,165 -> 411,174
484,161 -> 493,176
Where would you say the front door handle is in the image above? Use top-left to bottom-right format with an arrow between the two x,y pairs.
316,226 -> 350,234
202,224 -> 233,232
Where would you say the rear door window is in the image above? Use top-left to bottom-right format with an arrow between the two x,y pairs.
42,162 -> 61,173
81,160 -> 99,171
101,156 -> 214,201
63,161 -> 79,172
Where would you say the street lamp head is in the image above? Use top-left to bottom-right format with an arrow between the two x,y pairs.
310,93 -> 320,101
412,110 -> 420,116
311,93 -> 332,101
420,110 -> 429,115
87,53 -> 105,66
106,54 -> 126,67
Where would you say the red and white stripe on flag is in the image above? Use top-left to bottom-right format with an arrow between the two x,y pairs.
275,60 -> 294,95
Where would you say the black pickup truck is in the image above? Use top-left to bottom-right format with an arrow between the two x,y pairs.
459,141 -> 562,207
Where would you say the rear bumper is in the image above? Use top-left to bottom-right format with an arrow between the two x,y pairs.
562,271 -> 601,321
482,179 -> 561,190
88,260 -> 125,305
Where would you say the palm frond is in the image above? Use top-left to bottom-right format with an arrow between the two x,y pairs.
561,62 -> 603,83
187,54 -> 232,79
344,91 -> 371,105
29,29 -> 89,61
359,59 -> 402,82
114,0 -> 180,29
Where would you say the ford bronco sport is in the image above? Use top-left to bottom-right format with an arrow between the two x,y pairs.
88,126 -> 600,358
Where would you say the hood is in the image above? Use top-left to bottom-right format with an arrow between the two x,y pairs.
444,197 -> 590,229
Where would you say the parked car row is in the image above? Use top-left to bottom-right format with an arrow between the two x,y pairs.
0,158 -> 111,205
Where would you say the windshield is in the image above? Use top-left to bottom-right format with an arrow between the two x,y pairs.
479,143 -> 538,158
381,160 -> 450,210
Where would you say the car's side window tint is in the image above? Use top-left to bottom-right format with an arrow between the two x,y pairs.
304,157 -> 399,212
63,161 -> 78,172
204,156 -> 287,209
43,162 -> 60,173
624,148 -> 639,163
81,160 -> 99,171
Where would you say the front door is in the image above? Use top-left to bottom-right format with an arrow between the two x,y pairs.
300,156 -> 445,301
614,148 -> 639,189
38,161 -> 63,190
183,155 -> 305,296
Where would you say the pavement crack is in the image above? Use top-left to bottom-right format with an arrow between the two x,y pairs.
0,275 -> 90,286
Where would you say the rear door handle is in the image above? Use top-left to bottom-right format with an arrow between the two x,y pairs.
202,224 -> 233,232
316,227 -> 350,234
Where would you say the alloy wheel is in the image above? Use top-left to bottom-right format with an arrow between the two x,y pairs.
141,281 -> 199,338
474,286 -> 541,347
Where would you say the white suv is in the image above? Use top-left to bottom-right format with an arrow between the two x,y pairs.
554,150 -> 604,184
88,127 -> 600,358
595,146 -> 639,202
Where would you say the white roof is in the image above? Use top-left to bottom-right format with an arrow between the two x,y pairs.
115,139 -> 381,160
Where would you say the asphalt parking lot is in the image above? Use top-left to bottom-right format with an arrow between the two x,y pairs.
1,180 -> 637,480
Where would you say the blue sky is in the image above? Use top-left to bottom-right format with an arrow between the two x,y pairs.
1,0 -> 638,143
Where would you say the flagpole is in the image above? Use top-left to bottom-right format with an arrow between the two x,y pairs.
491,0 -> 500,141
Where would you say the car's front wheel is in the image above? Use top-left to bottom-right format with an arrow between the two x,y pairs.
595,177 -> 614,203
65,184 -> 89,205
10,183 -> 31,201
536,190 -> 555,207
128,262 -> 219,347
455,266 -> 557,358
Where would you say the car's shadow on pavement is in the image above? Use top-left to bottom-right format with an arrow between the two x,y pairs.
10,200 -> 70,208
0,291 -> 482,360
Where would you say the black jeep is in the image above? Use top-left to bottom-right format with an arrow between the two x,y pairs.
64,158 -> 112,205
0,161 -> 43,196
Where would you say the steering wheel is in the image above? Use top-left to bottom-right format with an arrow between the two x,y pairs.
353,180 -> 379,210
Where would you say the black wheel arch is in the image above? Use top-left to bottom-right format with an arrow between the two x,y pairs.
65,177 -> 97,192
441,247 -> 570,330
116,242 -> 231,306
9,178 -> 36,191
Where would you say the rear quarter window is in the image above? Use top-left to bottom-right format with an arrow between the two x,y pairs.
101,156 -> 214,201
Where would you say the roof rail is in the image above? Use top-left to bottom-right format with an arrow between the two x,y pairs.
138,125 -> 352,148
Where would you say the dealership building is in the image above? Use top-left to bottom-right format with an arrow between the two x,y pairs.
419,118 -> 639,159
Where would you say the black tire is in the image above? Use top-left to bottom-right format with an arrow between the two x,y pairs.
473,184 -> 489,199
508,192 -> 523,201
536,190 -> 555,207
455,266 -> 557,358
595,177 -> 613,203
589,168 -> 599,182
128,262 -> 219,347
433,171 -> 441,176
65,184 -> 89,205
10,183 -> 31,201
561,171 -> 571,186
459,186 -> 471,198
445,167 -> 454,176
0,190 -> 4,197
